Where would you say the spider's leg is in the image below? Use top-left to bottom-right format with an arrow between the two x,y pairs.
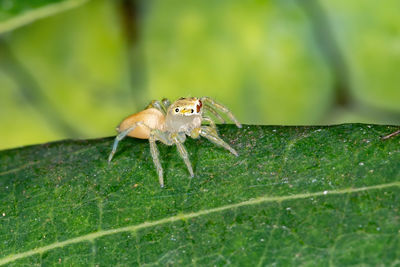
108,122 -> 142,162
200,126 -> 238,156
201,116 -> 217,130
162,98 -> 172,109
201,97 -> 242,128
149,132 -> 164,187
145,100 -> 166,115
151,129 -> 173,145
173,137 -> 194,178
149,130 -> 173,187
204,104 -> 226,124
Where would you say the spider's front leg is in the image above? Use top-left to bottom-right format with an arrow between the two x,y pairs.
201,97 -> 242,128
203,104 -> 226,124
194,126 -> 238,156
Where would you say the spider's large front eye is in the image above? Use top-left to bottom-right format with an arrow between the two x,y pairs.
175,108 -> 179,113
191,109 -> 194,113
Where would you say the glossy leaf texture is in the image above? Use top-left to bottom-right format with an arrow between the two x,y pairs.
0,124 -> 399,265
0,0 -> 89,33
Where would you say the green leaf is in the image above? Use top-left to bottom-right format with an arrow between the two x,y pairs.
0,124 -> 399,265
0,0 -> 89,34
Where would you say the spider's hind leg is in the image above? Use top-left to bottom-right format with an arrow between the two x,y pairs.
162,98 -> 172,109
146,100 -> 167,114
108,122 -> 142,162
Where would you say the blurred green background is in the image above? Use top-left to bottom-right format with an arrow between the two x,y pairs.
0,0 -> 399,150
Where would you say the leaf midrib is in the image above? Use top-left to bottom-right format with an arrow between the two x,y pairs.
1,181 -> 399,266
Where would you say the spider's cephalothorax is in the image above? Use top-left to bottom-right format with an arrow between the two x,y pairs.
108,97 -> 241,187
165,97 -> 203,133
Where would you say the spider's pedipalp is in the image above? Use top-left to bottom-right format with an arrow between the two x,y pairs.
201,97 -> 242,128
200,126 -> 238,156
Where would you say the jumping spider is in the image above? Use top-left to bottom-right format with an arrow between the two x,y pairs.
108,97 -> 242,187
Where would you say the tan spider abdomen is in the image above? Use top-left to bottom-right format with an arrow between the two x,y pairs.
117,108 -> 165,139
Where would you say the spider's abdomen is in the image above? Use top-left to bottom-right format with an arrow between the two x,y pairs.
117,108 -> 165,139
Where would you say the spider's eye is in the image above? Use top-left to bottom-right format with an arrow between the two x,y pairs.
191,109 -> 194,113
175,108 -> 179,113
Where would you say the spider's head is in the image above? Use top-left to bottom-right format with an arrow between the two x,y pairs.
168,97 -> 203,117
165,97 -> 203,132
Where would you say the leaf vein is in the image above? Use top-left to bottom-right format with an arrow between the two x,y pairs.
1,181 -> 399,266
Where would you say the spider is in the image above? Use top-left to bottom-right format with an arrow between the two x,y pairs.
108,97 -> 242,187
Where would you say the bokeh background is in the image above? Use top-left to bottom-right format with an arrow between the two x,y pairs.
0,0 -> 399,150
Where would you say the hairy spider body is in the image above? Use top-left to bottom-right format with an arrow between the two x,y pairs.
108,97 -> 241,187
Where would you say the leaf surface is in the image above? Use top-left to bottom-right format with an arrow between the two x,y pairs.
0,124 -> 399,265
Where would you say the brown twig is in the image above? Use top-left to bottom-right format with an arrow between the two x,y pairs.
382,130 -> 400,140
